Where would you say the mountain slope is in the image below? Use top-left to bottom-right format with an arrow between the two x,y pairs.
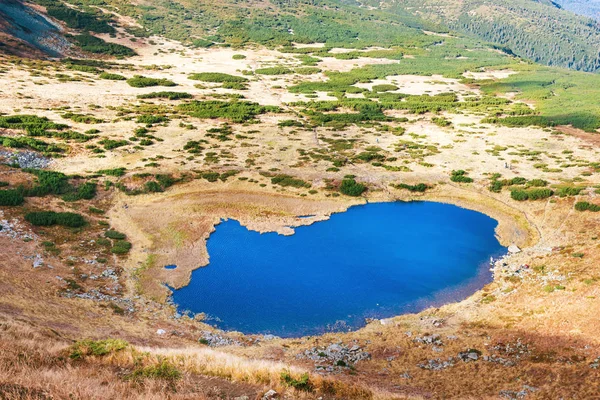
23,0 -> 600,72
384,0 -> 600,72
553,0 -> 600,19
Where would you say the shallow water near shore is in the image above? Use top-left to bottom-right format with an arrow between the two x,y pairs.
172,201 -> 506,337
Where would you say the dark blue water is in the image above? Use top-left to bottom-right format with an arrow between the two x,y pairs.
172,202 -> 505,337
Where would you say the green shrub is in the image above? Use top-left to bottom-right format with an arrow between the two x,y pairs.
137,91 -> 192,100
62,182 -> 97,202
136,115 -> 168,124
127,360 -> 181,381
96,168 -> 126,177
450,170 -> 473,183
188,73 -> 247,83
280,370 -> 313,392
575,201 -> 600,212
99,72 -> 126,80
99,139 -> 129,150
70,339 -> 128,360
105,230 -> 126,240
340,178 -> 366,196
71,34 -> 136,57
511,188 -> 554,201
178,101 -> 280,123
394,183 -> 428,192
0,189 -> 24,206
556,186 -> 585,197
25,211 -> 86,227
255,66 -> 292,75
127,75 -> 176,88
24,169 -> 71,196
232,54 -> 246,60
111,240 -> 132,255
144,181 -> 163,192
271,175 -> 311,188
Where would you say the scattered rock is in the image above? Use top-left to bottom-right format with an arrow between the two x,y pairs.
417,357 -> 455,370
0,150 -> 51,169
262,389 -> 278,399
508,244 -> 521,254
458,349 -> 481,362
199,331 -> 242,347
156,329 -> 166,335
499,385 -> 537,399
298,342 -> 371,368
413,334 -> 443,347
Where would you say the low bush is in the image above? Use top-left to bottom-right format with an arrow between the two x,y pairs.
96,168 -> 126,177
111,240 -> 132,255
450,170 -> 473,183
127,360 -> 181,381
511,188 -> 554,201
137,91 -> 192,100
71,34 -> 135,57
281,370 -> 313,392
188,73 -> 247,83
393,183 -> 428,192
271,174 -> 311,188
127,75 -> 176,88
0,189 -> 24,206
70,339 -> 128,360
25,211 -> 86,227
99,72 -> 126,81
255,66 -> 292,75
340,178 -> 366,196
105,230 -> 126,240
575,201 -> 600,212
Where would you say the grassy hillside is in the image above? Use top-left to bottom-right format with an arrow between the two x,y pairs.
31,0 -> 600,72
390,0 -> 600,72
554,0 -> 600,19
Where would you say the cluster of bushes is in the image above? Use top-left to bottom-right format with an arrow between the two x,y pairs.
574,201 -> 600,212
103,230 -> 132,254
137,91 -> 192,100
188,73 -> 247,83
392,183 -> 428,192
25,211 -> 86,228
510,188 -> 554,201
136,115 -> 169,125
280,370 -> 312,392
178,100 -> 280,122
96,168 -> 126,177
70,34 -> 135,57
432,117 -> 452,127
183,140 -> 205,154
37,0 -> 115,34
99,72 -> 126,81
61,182 -> 97,202
271,174 -> 311,188
127,76 -> 177,88
339,177 -> 366,196
0,190 -> 24,206
70,339 -> 128,360
450,170 -> 473,183
99,138 -> 129,150
62,112 -> 104,124
0,135 -> 65,155
255,66 -> 293,75
197,171 -> 239,182
489,175 -> 549,193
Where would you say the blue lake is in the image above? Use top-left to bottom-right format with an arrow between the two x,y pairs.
171,201 -> 506,337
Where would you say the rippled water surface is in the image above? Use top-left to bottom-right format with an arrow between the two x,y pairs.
172,202 -> 506,337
